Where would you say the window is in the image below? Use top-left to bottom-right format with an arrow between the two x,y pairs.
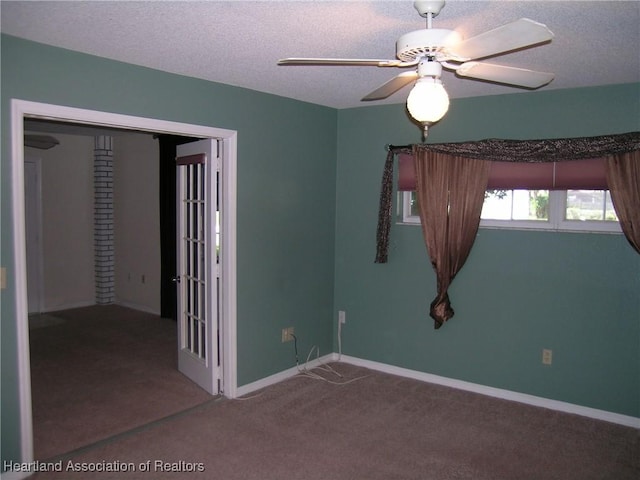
565,190 -> 618,222
401,189 -> 621,233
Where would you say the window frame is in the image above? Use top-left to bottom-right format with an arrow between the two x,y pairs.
400,190 -> 622,234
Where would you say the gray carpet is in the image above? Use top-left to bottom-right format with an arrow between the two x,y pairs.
27,362 -> 639,480
29,313 -> 66,330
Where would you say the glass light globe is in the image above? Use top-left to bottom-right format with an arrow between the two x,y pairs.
406,77 -> 450,126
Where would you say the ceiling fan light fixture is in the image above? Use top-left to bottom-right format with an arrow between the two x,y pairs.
406,76 -> 450,130
278,0 -> 554,136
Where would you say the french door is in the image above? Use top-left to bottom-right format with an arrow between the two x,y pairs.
176,139 -> 220,394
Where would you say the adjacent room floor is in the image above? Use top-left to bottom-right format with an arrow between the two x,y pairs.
29,305 -> 214,460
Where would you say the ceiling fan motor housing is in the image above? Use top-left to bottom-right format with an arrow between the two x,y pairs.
417,58 -> 443,78
396,29 -> 462,62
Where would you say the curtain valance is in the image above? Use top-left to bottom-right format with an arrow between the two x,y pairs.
409,131 -> 640,162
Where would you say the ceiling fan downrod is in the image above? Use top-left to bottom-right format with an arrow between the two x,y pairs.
414,0 -> 446,29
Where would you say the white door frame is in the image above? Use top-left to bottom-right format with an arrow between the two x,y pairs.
9,99 -> 238,465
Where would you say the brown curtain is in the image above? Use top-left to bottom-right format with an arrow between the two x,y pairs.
414,148 -> 490,329
606,151 -> 640,254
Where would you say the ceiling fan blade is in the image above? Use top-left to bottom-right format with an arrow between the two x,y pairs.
278,58 -> 402,67
451,18 -> 554,60
362,71 -> 419,101
456,62 -> 554,89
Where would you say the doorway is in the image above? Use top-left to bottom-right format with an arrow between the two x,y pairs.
10,99 -> 238,464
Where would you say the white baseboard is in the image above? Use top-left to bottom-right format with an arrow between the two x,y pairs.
40,300 -> 95,314
39,301 -> 160,316
114,300 -> 160,316
335,354 -> 640,429
234,353 -> 335,398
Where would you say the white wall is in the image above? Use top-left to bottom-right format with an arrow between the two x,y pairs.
113,133 -> 160,314
25,130 -> 161,314
26,133 -> 95,311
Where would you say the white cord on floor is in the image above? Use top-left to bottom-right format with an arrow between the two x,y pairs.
292,335 -> 368,386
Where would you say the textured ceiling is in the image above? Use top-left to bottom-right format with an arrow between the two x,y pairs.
2,1 -> 639,109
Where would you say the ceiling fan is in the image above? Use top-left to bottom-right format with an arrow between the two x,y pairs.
278,0 -> 554,135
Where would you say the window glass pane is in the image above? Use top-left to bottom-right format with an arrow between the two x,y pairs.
526,190 -> 549,221
481,190 -> 548,221
410,191 -> 419,217
605,191 -> 618,221
481,190 -> 512,220
566,190 -> 618,222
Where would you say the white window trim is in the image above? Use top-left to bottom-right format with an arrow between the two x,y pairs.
399,191 -> 622,234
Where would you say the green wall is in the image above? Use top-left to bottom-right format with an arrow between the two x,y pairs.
1,35 -> 336,465
334,83 -> 640,417
2,34 -> 639,469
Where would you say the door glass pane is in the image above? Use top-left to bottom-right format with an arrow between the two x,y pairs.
181,163 -> 207,360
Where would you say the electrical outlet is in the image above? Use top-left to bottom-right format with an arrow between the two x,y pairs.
542,348 -> 553,365
338,310 -> 346,324
281,327 -> 294,343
